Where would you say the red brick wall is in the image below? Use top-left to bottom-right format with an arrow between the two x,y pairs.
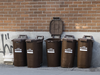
0,0 -> 100,32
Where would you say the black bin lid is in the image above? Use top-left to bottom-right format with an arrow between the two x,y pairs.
49,17 -> 63,37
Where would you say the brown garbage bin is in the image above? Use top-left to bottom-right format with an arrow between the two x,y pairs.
61,35 -> 76,68
26,36 -> 44,68
46,17 -> 64,67
77,35 -> 93,68
12,35 -> 28,66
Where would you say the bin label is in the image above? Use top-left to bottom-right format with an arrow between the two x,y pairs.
65,48 -> 73,53
80,46 -> 87,51
27,49 -> 33,54
47,48 -> 55,53
15,48 -> 22,53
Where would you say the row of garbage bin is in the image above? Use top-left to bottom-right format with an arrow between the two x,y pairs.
12,35 -> 93,68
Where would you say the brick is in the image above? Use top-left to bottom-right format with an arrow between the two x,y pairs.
4,26 -> 12,29
92,20 -> 100,23
17,12 -> 24,14
69,5 -> 77,7
9,12 -> 16,14
12,21 -> 20,23
16,0 -> 24,2
78,5 -> 86,7
8,18 -> 15,20
79,11 -> 87,13
21,2 -> 30,5
13,2 -> 20,5
74,26 -> 81,29
52,11 -> 60,14
34,11 -> 42,14
92,8 -> 100,10
0,3 -> 3,5
16,5 -> 24,8
4,9 -> 11,11
83,1 -> 91,4
0,15 -> 3,17
87,23 -> 96,26
38,20 -> 46,23
38,26 -> 46,30
21,14 -> 29,17
47,2 -> 55,4
21,8 -> 29,11
65,1 -> 72,4
38,8 -> 46,11
0,0 -> 8,2
34,5 -> 41,8
0,12 -> 7,14
92,1 -> 100,4
87,17 -> 95,20
56,8 -> 64,11
82,26 -> 91,29
25,18 -> 33,20
75,23 -> 86,26
41,5 -> 50,8
8,6 -> 15,8
0,6 -> 7,8
12,9 -> 20,11
29,27 -> 37,29
88,30 -> 97,32
34,24 -> 42,26
16,18 -> 24,20
0,18 -> 7,20
74,14 -> 82,17
13,15 -> 20,17
30,14 -> 37,17
83,8 -> 92,10
78,17 -> 86,20
92,14 -> 100,16
87,5 -> 96,7
70,11 -> 78,13
38,2 -> 46,4
83,14 -> 91,17
30,8 -> 37,11
92,27 -> 100,29
83,20 -> 91,23
34,18 -> 41,20
0,21 -> 3,23
65,8 -> 73,10
74,8 -> 82,10
88,11 -> 96,13
25,24 -> 33,26
17,24 -> 24,26
43,11 -> 51,14
60,5 -> 68,7
69,17 -> 77,20
4,20 -> 11,23
21,21 -> 29,23
25,5 -> 32,8
13,26 -> 21,29
4,15 -> 12,17
74,1 -> 82,4
30,21 -> 37,23
8,0 -> 16,2
4,3 -> 12,5
47,8 -> 55,11
61,11 -> 69,14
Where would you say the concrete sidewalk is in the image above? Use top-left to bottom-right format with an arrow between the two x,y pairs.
0,64 -> 100,75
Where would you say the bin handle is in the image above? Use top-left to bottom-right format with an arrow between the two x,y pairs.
37,36 -> 44,40
18,35 -> 28,39
64,35 -> 74,39
83,35 -> 93,39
